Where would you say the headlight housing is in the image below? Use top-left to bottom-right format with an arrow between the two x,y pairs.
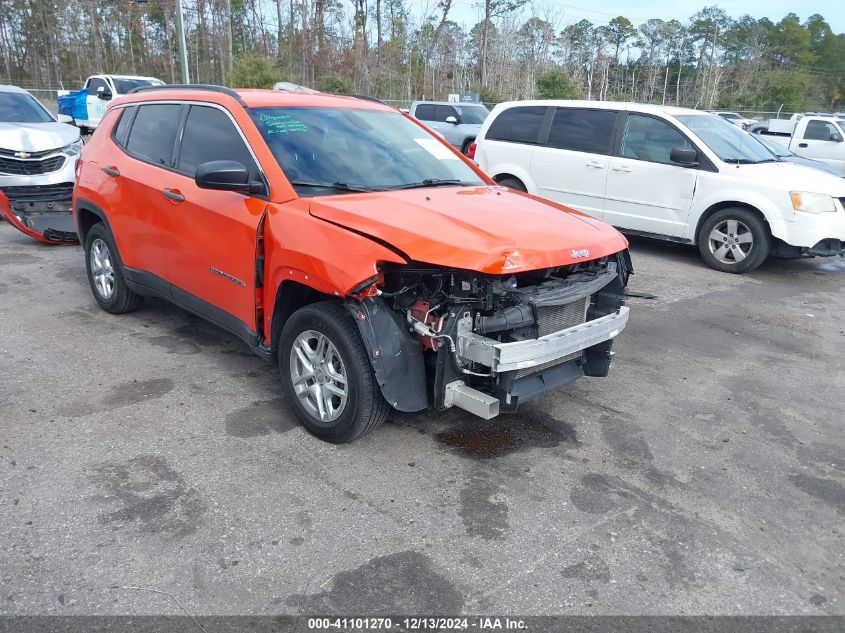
789,191 -> 836,214
62,139 -> 84,156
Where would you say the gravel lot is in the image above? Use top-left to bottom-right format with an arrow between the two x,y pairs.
1,220 -> 843,616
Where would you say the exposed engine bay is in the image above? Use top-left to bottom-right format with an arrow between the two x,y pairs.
348,250 -> 632,419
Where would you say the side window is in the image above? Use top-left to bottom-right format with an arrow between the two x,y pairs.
547,108 -> 617,154
435,105 -> 459,122
414,104 -> 436,121
804,120 -> 838,141
87,78 -> 107,96
619,114 -> 691,165
486,106 -> 547,144
125,104 -> 182,166
112,106 -> 136,147
177,105 -> 256,177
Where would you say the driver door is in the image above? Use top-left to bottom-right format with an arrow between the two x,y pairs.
603,113 -> 698,238
85,77 -> 110,128
795,119 -> 845,168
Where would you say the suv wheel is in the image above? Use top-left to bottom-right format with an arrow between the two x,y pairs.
279,301 -> 388,443
697,208 -> 770,273
84,223 -> 144,313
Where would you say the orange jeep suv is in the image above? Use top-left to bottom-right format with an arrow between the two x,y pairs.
73,85 -> 632,443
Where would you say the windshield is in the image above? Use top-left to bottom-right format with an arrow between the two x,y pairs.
253,107 -> 485,195
676,114 -> 775,164
751,133 -> 792,158
0,91 -> 54,123
454,105 -> 489,125
113,78 -> 162,94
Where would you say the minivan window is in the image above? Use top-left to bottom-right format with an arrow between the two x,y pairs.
620,114 -> 691,164
253,106 -> 484,195
547,108 -> 617,154
676,114 -> 774,164
486,106 -> 546,144
125,104 -> 182,166
178,106 -> 256,177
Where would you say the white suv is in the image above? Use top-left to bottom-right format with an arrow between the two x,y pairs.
475,100 -> 845,273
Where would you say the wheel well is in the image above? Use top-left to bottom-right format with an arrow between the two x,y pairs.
694,202 -> 770,242
270,280 -> 335,358
493,173 -> 524,186
76,207 -> 101,243
461,137 -> 476,152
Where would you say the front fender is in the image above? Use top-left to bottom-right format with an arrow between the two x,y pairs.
686,188 -> 792,242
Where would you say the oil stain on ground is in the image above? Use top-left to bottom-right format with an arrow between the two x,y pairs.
286,550 -> 463,614
789,473 -> 845,514
459,475 -> 509,540
89,454 -> 206,537
598,414 -> 677,485
101,378 -> 174,409
434,407 -> 578,459
225,399 -> 296,437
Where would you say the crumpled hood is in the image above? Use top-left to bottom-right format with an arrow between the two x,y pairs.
308,186 -> 628,273
0,121 -> 80,153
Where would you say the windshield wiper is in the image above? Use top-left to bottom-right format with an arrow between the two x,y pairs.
388,178 -> 469,190
290,180 -> 377,193
725,158 -> 775,165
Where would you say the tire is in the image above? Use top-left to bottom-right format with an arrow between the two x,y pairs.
496,176 -> 526,192
697,208 -> 770,273
460,138 -> 475,155
84,223 -> 144,314
279,301 -> 388,443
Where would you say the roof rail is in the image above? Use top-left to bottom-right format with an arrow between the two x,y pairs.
127,84 -> 248,108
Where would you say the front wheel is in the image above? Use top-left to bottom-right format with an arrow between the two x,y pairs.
84,223 -> 144,313
279,302 -> 388,443
697,208 -> 770,273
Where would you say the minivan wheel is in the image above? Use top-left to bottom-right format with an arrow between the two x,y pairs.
497,177 -> 526,192
697,208 -> 770,273
84,223 -> 144,313
279,301 -> 388,443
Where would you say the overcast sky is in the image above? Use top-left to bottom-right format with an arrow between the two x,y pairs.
446,0 -> 845,34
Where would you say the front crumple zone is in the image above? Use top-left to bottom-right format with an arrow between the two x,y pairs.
0,188 -> 78,244
351,250 -> 633,419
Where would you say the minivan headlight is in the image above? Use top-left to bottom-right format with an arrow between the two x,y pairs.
789,191 -> 836,214
62,139 -> 84,156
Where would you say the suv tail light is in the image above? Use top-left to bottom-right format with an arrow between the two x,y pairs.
467,142 -> 477,160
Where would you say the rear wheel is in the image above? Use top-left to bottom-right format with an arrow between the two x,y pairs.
496,176 -> 526,192
84,223 -> 143,313
697,208 -> 770,273
279,301 -> 388,443
461,138 -> 475,155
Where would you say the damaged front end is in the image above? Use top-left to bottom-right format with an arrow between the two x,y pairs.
0,185 -> 78,243
347,250 -> 632,419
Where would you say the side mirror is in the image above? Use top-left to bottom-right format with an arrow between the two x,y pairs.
56,114 -> 73,124
670,146 -> 699,166
445,115 -> 459,125
195,160 -> 262,193
97,86 -> 112,100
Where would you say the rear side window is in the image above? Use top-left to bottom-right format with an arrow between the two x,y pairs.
112,107 -> 135,147
177,106 -> 256,177
486,106 -> 546,144
547,108 -> 617,154
414,104 -> 436,121
125,104 -> 181,166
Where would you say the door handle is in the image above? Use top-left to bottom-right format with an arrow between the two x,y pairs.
162,188 -> 185,202
798,143 -> 808,148
612,164 -> 633,172
102,166 -> 120,176
586,160 -> 604,169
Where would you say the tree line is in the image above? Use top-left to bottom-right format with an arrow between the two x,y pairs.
1,1 -> 844,112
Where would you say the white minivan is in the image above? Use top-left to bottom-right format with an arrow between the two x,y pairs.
474,100 -> 845,273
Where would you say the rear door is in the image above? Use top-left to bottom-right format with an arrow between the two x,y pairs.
162,104 -> 267,334
603,113 -> 698,237
528,107 -> 619,219
793,119 -> 845,168
110,103 -> 184,284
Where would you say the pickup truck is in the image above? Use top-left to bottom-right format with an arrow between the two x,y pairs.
58,74 -> 163,134
409,101 -> 490,154
752,115 -> 845,176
